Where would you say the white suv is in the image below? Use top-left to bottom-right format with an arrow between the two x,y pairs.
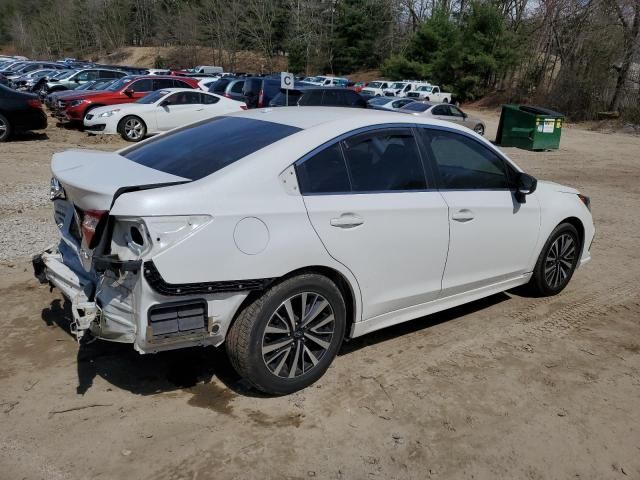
35,108 -> 594,395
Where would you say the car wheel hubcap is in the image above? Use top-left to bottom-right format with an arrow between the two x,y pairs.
261,292 -> 335,379
544,233 -> 576,289
0,119 -> 6,134
124,119 -> 143,139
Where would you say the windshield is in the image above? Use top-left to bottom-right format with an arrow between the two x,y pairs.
418,86 -> 433,92
123,117 -> 301,180
107,77 -> 134,91
137,90 -> 169,104
367,82 -> 384,88
390,82 -> 406,89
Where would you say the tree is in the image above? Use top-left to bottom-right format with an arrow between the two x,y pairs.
331,0 -> 392,74
609,0 -> 640,111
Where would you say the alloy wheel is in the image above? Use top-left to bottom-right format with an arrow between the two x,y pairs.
124,118 -> 144,140
261,292 -> 335,379
544,233 -> 576,289
0,116 -> 8,141
474,124 -> 485,135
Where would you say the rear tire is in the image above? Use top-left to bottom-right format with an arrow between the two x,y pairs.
528,223 -> 580,296
0,113 -> 11,142
443,98 -> 450,103
118,115 -> 147,142
226,274 -> 346,395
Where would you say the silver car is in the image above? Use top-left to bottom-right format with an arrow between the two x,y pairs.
400,102 -> 486,136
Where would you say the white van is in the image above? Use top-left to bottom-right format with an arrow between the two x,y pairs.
192,65 -> 224,74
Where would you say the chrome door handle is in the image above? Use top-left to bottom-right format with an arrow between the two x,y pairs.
451,209 -> 474,222
330,214 -> 364,228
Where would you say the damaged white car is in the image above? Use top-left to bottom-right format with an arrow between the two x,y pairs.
34,108 -> 594,394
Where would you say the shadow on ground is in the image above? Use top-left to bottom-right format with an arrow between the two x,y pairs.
40,292 -> 511,398
9,131 -> 49,142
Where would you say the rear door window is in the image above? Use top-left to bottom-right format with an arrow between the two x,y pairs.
342,129 -> 427,192
123,117 -> 301,180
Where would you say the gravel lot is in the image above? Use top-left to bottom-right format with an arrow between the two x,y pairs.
0,113 -> 639,480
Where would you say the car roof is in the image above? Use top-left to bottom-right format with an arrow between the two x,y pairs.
229,106 -> 470,133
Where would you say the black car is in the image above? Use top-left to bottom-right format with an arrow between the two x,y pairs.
208,77 -> 237,96
269,87 -> 367,108
0,84 -> 47,141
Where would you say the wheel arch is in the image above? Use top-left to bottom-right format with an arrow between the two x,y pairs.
229,265 -> 359,341
559,216 -> 585,256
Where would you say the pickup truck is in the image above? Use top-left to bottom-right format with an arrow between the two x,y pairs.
383,81 -> 431,97
406,85 -> 451,103
360,80 -> 391,97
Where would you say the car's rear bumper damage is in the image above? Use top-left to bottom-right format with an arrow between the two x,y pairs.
33,244 -> 248,354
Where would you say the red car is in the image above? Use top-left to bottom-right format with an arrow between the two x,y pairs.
55,75 -> 200,123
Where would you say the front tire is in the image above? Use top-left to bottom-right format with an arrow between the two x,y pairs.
0,113 -> 11,142
528,223 -> 580,296
226,274 -> 346,395
118,115 -> 147,142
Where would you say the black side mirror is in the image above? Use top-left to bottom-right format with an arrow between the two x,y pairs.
515,172 -> 537,203
124,89 -> 134,97
159,100 -> 169,107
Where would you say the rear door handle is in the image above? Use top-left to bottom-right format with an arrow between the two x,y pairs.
451,209 -> 474,222
330,214 -> 364,228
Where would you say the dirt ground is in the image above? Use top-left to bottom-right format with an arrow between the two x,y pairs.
0,110 -> 639,480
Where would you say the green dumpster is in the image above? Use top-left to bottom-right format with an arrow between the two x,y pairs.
496,105 -> 564,150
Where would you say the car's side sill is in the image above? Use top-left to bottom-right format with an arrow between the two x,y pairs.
350,273 -> 532,338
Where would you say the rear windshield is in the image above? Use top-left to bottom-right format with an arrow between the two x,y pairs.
402,102 -> 430,112
123,116 -> 301,180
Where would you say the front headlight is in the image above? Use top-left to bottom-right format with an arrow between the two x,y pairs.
99,109 -> 120,118
69,99 -> 85,107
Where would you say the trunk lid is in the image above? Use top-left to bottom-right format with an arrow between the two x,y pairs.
52,150 -> 189,270
52,149 -> 189,211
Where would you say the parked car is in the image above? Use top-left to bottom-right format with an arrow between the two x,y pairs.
84,88 -> 247,141
304,75 -> 348,87
406,84 -> 452,103
145,69 -> 172,76
269,87 -> 367,108
55,75 -> 199,123
360,80 -> 391,97
0,84 -> 47,141
34,107 -> 594,394
191,65 -> 224,75
399,102 -> 486,135
45,79 -> 117,110
11,69 -> 59,90
347,81 -> 367,93
44,68 -> 127,93
207,76 -> 237,96
367,96 -> 415,111
230,77 -> 310,109
382,81 -> 428,97
3,61 -> 66,81
220,78 -> 246,101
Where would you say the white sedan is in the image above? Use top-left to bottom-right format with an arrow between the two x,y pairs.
36,108 -> 594,394
83,88 -> 247,141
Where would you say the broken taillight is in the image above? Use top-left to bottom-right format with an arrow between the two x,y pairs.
80,209 -> 108,248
